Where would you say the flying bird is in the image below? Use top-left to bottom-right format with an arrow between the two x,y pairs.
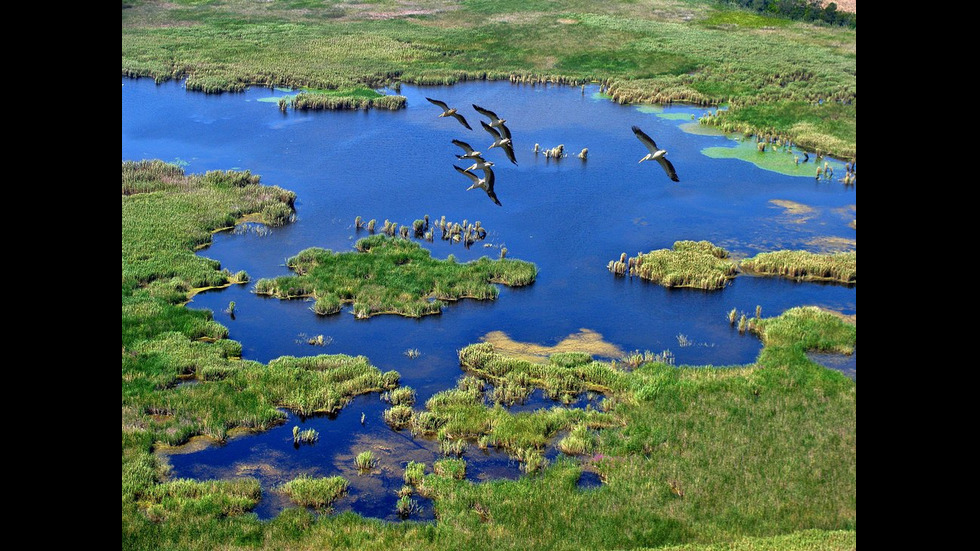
452,139 -> 482,159
481,121 -> 518,165
472,104 -> 506,128
455,154 -> 495,173
426,97 -> 472,130
454,165 -> 502,206
632,125 -> 679,182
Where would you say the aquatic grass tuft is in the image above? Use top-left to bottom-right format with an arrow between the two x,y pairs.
354,451 -> 376,474
433,457 -> 466,480
403,461 -> 426,486
276,475 -> 348,510
291,426 -> 319,445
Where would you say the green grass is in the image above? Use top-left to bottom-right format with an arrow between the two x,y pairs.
276,475 -> 349,509
254,234 -> 537,318
610,240 -> 738,290
122,0 -> 856,157
741,250 -> 856,284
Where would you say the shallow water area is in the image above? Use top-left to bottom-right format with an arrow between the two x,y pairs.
807,348 -> 856,379
124,76 -> 855,520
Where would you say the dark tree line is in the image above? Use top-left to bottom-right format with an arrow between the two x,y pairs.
722,0 -> 856,28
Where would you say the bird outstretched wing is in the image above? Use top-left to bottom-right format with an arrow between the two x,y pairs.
426,97 -> 450,111
452,139 -> 479,155
473,104 -> 501,122
452,113 -> 472,130
656,156 -> 680,182
453,164 -> 480,185
481,121 -> 502,140
631,125 -> 659,154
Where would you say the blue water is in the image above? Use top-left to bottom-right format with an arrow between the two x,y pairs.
123,77 -> 855,520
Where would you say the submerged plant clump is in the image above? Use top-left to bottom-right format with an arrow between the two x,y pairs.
254,234 -> 537,318
609,240 -> 737,290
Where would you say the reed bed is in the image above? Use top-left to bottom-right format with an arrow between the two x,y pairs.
609,241 -> 738,290
741,250 -> 856,284
276,475 -> 348,509
355,214 -> 490,246
287,90 -> 406,111
254,234 -> 536,318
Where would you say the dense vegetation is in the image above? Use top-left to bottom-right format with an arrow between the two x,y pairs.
121,160 -> 854,549
741,250 -> 856,284
121,0 -> 855,158
254,234 -> 537,318
717,0 -> 855,28
609,240 -> 738,290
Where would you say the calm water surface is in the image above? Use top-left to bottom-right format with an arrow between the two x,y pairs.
123,77 -> 855,520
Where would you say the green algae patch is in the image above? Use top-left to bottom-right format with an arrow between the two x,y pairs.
635,104 -> 664,114
702,139 -> 848,177
656,112 -> 693,120
254,234 -> 537,318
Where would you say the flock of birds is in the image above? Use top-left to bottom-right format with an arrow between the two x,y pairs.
425,96 -> 680,207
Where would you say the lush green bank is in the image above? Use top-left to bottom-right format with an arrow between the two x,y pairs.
122,161 -> 854,549
121,0 -> 855,157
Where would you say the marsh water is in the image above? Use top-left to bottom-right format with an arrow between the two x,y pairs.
122,77 -> 855,520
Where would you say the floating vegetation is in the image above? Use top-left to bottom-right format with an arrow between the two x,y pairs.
610,241 -> 737,290
276,475 -> 348,510
741,250 -> 856,284
254,235 -> 536,319
702,137 -> 850,178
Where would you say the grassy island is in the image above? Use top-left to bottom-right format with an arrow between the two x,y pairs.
609,240 -> 737,290
121,0 -> 855,158
741,250 -> 856,284
254,234 -> 537,318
